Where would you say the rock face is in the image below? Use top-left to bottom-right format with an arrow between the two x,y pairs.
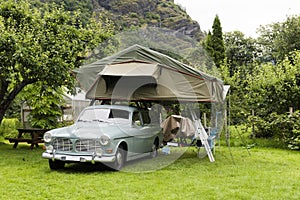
93,0 -> 204,41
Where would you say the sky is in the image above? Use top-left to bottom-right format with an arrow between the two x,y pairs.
174,0 -> 300,38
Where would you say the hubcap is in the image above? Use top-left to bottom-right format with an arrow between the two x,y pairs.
116,151 -> 123,166
151,144 -> 157,157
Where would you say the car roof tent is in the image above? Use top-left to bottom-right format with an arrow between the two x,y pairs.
74,44 -> 224,103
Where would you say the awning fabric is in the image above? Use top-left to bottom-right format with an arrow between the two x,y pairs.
73,44 -> 225,102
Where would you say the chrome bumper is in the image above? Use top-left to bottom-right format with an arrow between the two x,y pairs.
42,152 -> 115,163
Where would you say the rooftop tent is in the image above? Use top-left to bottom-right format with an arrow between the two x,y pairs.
73,44 -> 224,102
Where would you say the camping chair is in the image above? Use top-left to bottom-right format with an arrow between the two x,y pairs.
207,127 -> 219,154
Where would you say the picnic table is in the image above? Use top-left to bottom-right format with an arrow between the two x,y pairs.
5,128 -> 49,150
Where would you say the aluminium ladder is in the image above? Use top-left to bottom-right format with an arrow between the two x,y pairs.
190,109 -> 215,162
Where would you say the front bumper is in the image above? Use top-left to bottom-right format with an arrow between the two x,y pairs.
42,152 -> 115,163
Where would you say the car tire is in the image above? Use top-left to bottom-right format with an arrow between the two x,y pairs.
150,140 -> 158,158
49,159 -> 65,170
110,146 -> 125,171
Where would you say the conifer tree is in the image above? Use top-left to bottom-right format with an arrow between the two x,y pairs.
204,31 -> 214,58
204,15 -> 226,68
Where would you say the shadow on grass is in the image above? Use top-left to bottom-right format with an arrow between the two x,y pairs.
46,147 -> 197,173
1,141 -> 220,173
0,140 -> 44,151
62,162 -> 113,173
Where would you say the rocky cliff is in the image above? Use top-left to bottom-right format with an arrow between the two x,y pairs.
42,0 -> 204,40
92,0 -> 204,41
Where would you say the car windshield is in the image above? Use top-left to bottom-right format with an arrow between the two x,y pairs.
77,108 -> 130,124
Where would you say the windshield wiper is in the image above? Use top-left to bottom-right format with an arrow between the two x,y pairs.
92,119 -> 108,123
77,120 -> 91,122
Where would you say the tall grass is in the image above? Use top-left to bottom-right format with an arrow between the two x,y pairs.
224,125 -> 287,149
1,142 -> 299,200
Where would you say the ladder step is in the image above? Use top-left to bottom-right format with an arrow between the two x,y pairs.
189,108 -> 215,162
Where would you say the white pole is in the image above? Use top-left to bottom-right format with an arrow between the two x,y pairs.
203,113 -> 207,128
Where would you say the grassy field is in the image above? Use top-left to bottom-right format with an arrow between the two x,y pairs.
0,141 -> 299,200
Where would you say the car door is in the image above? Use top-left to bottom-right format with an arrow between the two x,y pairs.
131,110 -> 160,153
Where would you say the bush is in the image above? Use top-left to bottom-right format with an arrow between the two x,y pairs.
226,125 -> 256,148
251,111 -> 300,150
0,118 -> 20,138
270,111 -> 300,150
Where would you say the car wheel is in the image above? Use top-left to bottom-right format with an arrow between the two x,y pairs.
49,159 -> 65,170
150,140 -> 158,158
110,146 -> 125,171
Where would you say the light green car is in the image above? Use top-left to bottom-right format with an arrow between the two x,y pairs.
42,105 -> 163,170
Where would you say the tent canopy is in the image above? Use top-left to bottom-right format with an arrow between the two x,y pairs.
73,44 -> 224,102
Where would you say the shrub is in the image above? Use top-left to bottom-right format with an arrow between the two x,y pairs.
130,12 -> 138,18
251,111 -> 300,150
227,125 -> 256,148
0,118 -> 20,138
270,111 -> 300,150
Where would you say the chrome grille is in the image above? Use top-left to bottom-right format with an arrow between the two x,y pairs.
53,138 -> 73,151
76,139 -> 101,152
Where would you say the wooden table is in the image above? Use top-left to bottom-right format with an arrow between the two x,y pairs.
5,128 -> 49,150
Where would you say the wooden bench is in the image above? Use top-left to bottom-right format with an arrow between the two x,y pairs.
5,128 -> 48,150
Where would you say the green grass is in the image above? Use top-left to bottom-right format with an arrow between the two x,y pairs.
0,141 -> 299,200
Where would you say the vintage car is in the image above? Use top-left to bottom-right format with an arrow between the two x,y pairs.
42,104 -> 163,170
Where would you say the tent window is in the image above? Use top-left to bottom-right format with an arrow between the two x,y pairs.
103,76 -> 121,90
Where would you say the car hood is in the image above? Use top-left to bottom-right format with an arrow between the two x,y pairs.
48,122 -> 130,139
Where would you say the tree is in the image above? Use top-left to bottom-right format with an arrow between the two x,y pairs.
244,51 -> 300,137
209,15 -> 226,68
41,0 -> 94,26
22,83 -> 65,129
0,0 -> 113,125
257,15 -> 300,64
203,31 -> 213,58
224,31 -> 259,76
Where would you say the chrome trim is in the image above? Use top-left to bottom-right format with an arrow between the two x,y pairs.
42,152 -> 115,163
51,138 -> 103,153
53,138 -> 73,151
76,139 -> 101,152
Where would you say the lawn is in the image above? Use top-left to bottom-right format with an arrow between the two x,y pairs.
0,141 -> 299,200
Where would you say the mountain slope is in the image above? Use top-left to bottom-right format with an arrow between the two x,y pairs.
42,0 -> 204,41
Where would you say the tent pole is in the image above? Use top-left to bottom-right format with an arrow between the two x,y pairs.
226,89 -> 236,165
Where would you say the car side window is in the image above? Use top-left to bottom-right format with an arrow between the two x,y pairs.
141,110 -> 151,125
132,111 -> 141,126
109,109 -> 129,119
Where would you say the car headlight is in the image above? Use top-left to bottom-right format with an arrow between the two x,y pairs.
43,132 -> 52,143
99,135 -> 110,146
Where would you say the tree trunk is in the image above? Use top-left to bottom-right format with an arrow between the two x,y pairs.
0,79 -> 36,125
0,98 -> 13,125
0,108 -> 5,126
